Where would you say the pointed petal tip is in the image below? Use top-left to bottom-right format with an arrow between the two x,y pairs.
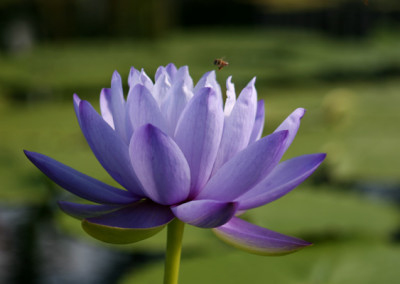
213,217 -> 313,256
112,70 -> 120,78
73,93 -> 81,104
23,149 -> 32,159
296,108 -> 306,119
166,62 -> 176,69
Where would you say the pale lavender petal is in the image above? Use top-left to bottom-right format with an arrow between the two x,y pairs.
212,77 -> 258,173
73,93 -> 82,126
79,100 -> 144,195
87,199 -> 174,229
248,99 -> 265,144
160,79 -> 193,135
193,71 -> 223,107
237,153 -> 327,210
129,124 -> 190,205
165,63 -> 177,80
58,201 -> 122,219
108,71 -> 129,142
213,217 -> 312,256
197,131 -> 288,201
224,76 -> 236,116
153,72 -> 171,106
128,66 -> 141,88
171,200 -> 238,228
175,87 -> 224,198
127,84 -> 168,133
139,68 -> 154,91
274,108 -> 306,154
99,88 -> 115,128
24,151 -> 138,204
155,66 -> 166,82
175,66 -> 193,89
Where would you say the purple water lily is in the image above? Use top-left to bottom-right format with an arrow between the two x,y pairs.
25,64 -> 325,256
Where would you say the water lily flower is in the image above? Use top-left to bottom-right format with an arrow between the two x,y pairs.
25,64 -> 325,258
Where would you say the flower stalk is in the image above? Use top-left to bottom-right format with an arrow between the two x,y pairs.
164,218 -> 185,284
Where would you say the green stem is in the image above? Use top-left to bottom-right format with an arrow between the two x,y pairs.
163,218 -> 185,284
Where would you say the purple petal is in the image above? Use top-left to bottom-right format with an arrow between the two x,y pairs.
197,131 -> 288,202
58,201 -> 122,219
224,76 -> 236,116
249,99 -> 265,144
127,84 -> 168,133
153,72 -> 171,106
24,150 -> 138,204
160,79 -> 193,135
174,66 -> 193,89
128,66 -> 141,87
99,84 -> 130,144
165,63 -> 178,80
99,88 -> 115,128
171,200 -> 238,228
78,100 -> 144,195
129,124 -> 191,205
87,199 -> 174,229
193,71 -> 223,107
155,66 -> 166,82
212,77 -> 258,173
73,93 -> 82,126
174,87 -> 224,198
274,108 -> 305,154
139,68 -> 154,91
213,217 -> 312,256
237,153 -> 327,210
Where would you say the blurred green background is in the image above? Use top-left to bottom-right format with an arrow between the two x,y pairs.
1,0 -> 400,283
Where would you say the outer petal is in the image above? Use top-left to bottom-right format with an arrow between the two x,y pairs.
24,150 -> 137,204
237,153 -> 327,210
249,99 -> 265,144
127,84 -> 168,133
171,200 -> 238,228
212,77 -> 258,173
78,100 -> 144,196
197,131 -> 288,201
82,200 -> 174,244
213,217 -> 312,256
174,87 -> 224,198
58,201 -> 122,219
129,124 -> 191,205
274,108 -> 305,154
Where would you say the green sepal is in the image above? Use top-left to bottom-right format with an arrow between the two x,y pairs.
82,219 -> 167,244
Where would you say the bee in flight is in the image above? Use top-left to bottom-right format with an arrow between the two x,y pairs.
213,58 -> 229,71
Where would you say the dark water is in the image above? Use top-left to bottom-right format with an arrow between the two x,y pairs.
0,204 -> 164,284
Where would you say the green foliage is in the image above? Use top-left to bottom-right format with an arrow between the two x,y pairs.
1,28 -> 399,283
